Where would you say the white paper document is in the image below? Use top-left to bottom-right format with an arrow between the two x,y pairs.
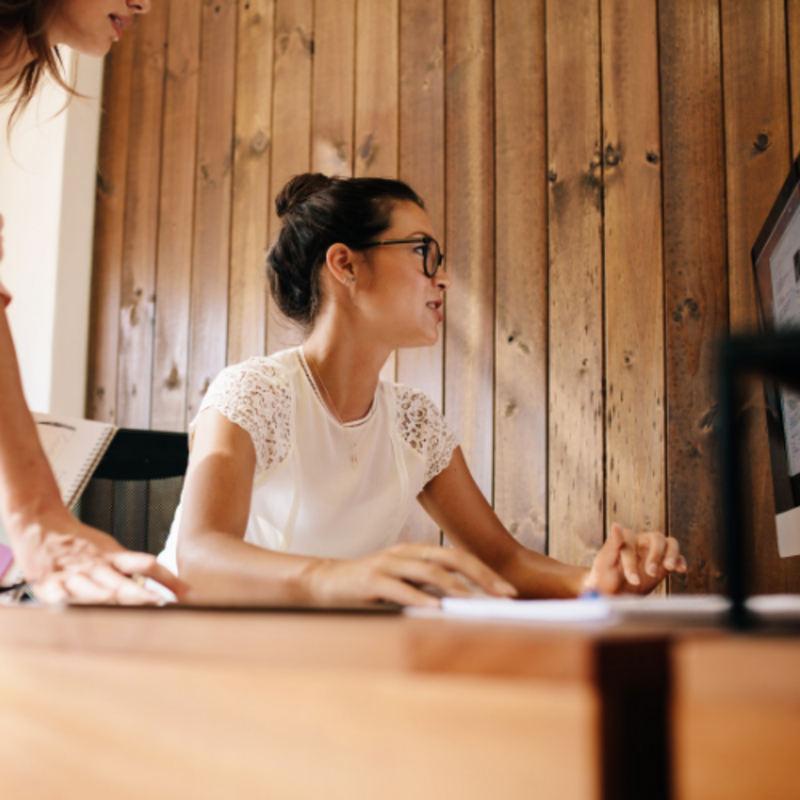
408,594 -> 800,625
436,596 -> 613,622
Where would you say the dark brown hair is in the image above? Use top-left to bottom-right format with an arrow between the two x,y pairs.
268,173 -> 425,330
0,0 -> 74,130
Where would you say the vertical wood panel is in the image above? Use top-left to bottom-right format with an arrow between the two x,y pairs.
546,0 -> 604,566
444,0 -> 495,502
186,0 -> 237,421
659,0 -> 729,595
151,0 -> 201,432
86,33 -> 134,423
116,4 -> 168,429
397,0 -> 445,404
396,0 -> 445,546
789,0 -> 800,160
354,0 -> 399,179
493,0 -> 548,554
601,0 -> 665,541
266,0 -> 313,355
227,0 -> 276,366
89,0 -> 800,595
355,0 -> 399,383
720,0 -> 800,593
311,0 -> 355,177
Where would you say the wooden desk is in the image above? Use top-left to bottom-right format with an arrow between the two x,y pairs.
673,635 -> 800,800
0,606 -> 674,800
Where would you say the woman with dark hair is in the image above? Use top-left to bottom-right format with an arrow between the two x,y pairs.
0,0 -> 186,603
159,173 -> 686,606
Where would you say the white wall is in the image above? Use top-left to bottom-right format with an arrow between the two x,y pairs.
0,50 -> 104,417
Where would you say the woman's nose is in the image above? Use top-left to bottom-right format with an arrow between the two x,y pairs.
435,265 -> 451,291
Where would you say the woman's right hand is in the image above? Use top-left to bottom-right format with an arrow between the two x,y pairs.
304,542 -> 518,608
13,505 -> 189,605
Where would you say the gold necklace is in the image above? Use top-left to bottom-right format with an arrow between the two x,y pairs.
302,349 -> 371,469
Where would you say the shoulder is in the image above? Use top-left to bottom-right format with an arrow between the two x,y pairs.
194,352 -> 296,475
388,382 -> 443,429
205,354 -> 292,401
386,381 -> 459,484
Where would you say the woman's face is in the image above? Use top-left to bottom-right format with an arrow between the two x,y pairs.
353,201 -> 450,350
48,0 -> 150,57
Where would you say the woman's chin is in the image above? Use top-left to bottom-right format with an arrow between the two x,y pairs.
415,329 -> 440,349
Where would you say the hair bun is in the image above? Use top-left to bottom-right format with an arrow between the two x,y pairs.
275,173 -> 334,218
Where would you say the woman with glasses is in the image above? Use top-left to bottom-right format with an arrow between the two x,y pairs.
158,172 -> 687,606
0,0 -> 186,604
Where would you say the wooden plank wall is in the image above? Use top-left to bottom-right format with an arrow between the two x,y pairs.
87,0 -> 800,592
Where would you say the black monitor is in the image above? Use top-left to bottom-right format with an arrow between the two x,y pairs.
752,152 -> 800,561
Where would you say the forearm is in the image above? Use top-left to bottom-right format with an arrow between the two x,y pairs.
421,448 -> 589,599
491,546 -> 589,600
176,528 -> 323,604
0,309 -> 66,541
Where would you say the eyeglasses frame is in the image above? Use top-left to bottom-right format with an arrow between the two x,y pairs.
351,236 -> 445,279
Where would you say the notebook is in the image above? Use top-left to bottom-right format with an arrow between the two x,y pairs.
33,412 -> 117,509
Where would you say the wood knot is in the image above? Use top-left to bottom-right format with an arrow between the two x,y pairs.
646,151 -> 659,164
96,172 -> 113,197
165,366 -> 181,391
754,132 -> 771,152
297,27 -> 314,56
604,143 -> 622,167
251,129 -> 269,155
358,133 -> 375,166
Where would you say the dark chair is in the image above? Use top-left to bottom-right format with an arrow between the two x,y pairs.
73,429 -> 189,556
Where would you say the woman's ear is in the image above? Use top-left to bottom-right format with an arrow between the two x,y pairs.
325,243 -> 357,287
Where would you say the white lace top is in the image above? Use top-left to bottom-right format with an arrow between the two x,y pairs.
158,347 -> 458,571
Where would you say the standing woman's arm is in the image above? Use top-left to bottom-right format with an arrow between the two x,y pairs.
0,1 -> 187,602
0,296 -> 185,602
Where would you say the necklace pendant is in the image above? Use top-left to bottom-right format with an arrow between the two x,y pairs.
350,453 -> 358,469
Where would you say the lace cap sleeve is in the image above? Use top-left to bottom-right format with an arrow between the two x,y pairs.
393,383 -> 459,486
190,357 -> 292,476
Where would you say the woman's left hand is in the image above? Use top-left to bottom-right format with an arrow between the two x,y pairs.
583,522 -> 687,595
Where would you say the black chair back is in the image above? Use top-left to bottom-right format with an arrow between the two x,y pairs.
74,429 -> 189,556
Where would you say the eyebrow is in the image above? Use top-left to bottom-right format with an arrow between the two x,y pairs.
400,231 -> 434,239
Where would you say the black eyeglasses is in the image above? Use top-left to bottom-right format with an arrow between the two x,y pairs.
354,236 -> 444,279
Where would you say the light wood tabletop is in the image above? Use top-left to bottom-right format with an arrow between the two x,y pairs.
3,605 -> 797,800
0,604 -> 677,800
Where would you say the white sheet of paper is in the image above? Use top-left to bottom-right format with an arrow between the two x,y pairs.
436,597 -> 613,622
776,505 -> 800,557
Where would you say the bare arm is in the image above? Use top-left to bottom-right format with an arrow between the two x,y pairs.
0,215 -> 186,603
0,309 -> 186,602
419,447 -> 687,598
177,409 -> 516,606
